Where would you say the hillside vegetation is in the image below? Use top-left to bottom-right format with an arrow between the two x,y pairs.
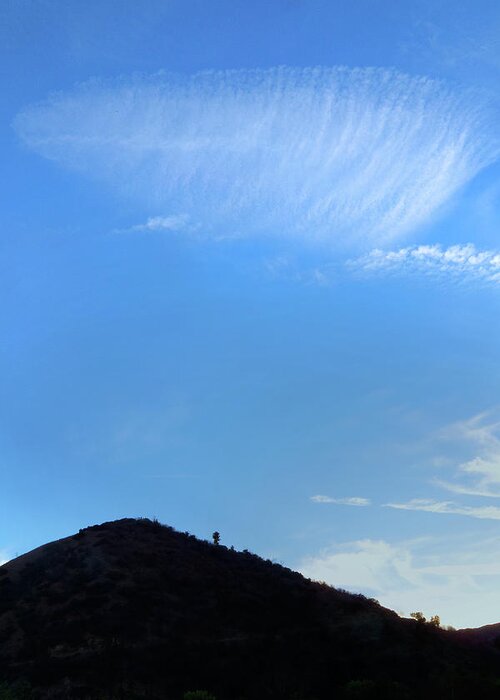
0,518 -> 499,699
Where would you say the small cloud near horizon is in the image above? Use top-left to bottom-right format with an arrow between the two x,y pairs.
311,495 -> 371,506
299,535 -> 500,628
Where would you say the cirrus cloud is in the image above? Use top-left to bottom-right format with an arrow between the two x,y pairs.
385,497 -> 500,520
14,67 -> 499,246
433,412 -> 500,497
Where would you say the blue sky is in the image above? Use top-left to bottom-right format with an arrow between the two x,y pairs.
2,0 -> 500,628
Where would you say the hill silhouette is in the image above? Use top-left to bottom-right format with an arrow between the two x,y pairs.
0,518 -> 500,699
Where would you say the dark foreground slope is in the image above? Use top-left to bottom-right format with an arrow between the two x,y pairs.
0,519 -> 499,700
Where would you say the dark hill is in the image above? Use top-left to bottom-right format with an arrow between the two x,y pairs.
0,518 -> 499,699
456,622 -> 500,647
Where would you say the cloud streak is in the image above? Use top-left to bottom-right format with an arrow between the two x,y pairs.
386,498 -> 500,520
14,67 -> 498,245
311,494 -> 370,506
350,244 -> 500,285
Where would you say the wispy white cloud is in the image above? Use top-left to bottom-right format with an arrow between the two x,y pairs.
433,480 -> 500,498
349,244 -> 500,285
301,539 -> 421,598
385,497 -> 500,520
14,67 -> 498,245
434,412 -> 500,497
299,535 -> 500,628
405,1 -> 500,88
311,494 -> 370,506
128,214 -> 191,233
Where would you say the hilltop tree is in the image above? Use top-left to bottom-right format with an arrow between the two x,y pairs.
212,531 -> 220,546
410,612 -> 441,628
410,612 -> 426,623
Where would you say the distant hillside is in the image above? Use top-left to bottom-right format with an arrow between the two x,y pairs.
0,518 -> 499,699
457,622 -> 500,647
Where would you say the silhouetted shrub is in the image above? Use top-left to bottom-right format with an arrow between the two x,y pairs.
184,691 -> 216,700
